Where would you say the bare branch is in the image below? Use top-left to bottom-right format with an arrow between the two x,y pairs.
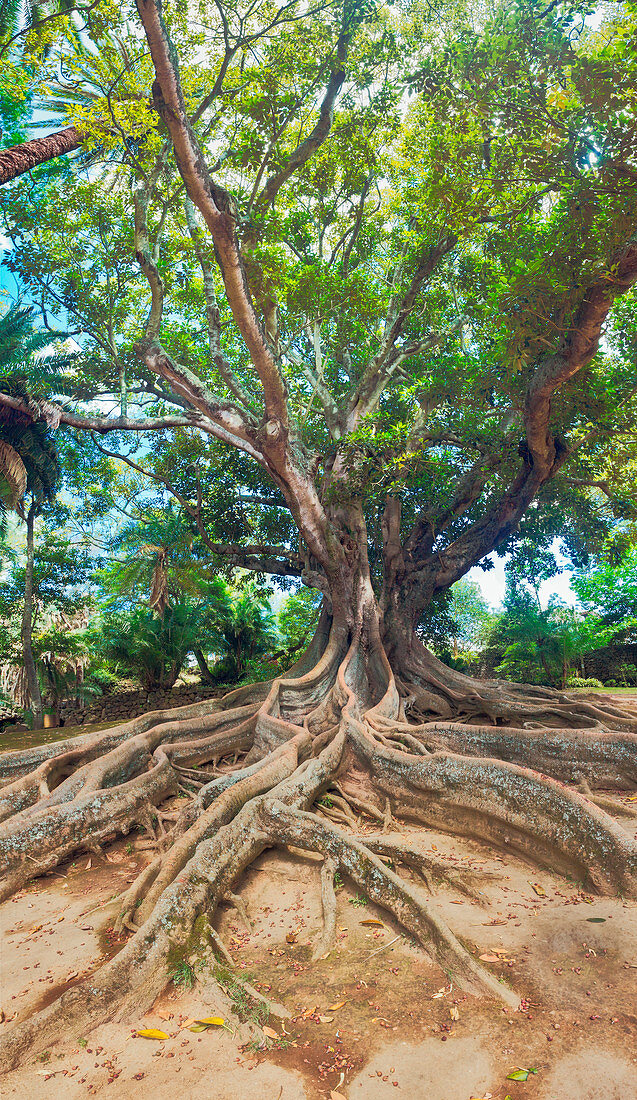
343,234 -> 458,430
252,1 -> 353,212
0,391 -> 196,435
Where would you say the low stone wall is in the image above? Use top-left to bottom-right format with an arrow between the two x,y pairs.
60,683 -> 220,726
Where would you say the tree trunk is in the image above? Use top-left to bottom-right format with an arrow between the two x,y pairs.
0,127 -> 83,185
21,502 -> 43,730
193,647 -> 215,683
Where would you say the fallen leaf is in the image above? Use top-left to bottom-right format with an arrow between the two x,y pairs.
136,1029 -> 169,1040
188,1024 -> 209,1033
506,1067 -> 537,1081
286,932 -> 297,943
262,1026 -> 279,1039
85,859 -> 92,870
302,1006 -> 319,1018
318,1015 -> 334,1023
479,954 -> 502,963
586,917 -> 606,923
156,1010 -> 172,1021
330,1092 -> 347,1100
529,883 -> 547,898
328,1001 -> 346,1011
450,1006 -> 459,1021
181,1018 -> 197,1029
360,919 -> 384,927
195,1016 -> 225,1027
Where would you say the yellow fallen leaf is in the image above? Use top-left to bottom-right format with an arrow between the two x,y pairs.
195,1017 -> 225,1026
136,1029 -> 169,1040
328,1001 -> 346,1011
529,882 -> 547,898
262,1026 -> 279,1039
360,919 -> 384,927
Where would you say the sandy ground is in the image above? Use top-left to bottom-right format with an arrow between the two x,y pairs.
2,796 -> 637,1100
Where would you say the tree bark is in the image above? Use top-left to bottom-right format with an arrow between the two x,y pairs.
0,127 -> 82,186
21,502 -> 43,729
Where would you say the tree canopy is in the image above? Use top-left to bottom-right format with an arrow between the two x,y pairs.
0,0 -> 634,633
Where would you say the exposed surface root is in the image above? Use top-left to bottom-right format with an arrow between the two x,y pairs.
0,622 -> 635,1071
362,832 -> 496,901
259,801 -> 518,1005
311,855 -> 338,960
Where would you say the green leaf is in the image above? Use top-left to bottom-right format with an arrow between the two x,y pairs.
506,1067 -> 537,1081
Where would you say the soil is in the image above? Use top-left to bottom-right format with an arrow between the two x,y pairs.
2,804 -> 636,1100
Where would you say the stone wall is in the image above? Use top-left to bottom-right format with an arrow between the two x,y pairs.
60,682 -> 221,726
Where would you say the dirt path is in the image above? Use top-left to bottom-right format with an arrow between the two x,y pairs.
1,810 -> 636,1099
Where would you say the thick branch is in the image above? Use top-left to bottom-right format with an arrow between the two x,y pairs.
252,4 -> 352,211
135,0 -> 288,428
525,233 -> 637,473
0,391 -> 195,434
402,232 -> 637,601
184,197 -> 256,413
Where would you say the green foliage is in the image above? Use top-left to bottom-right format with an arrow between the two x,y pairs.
98,602 -> 204,691
277,586 -> 321,656
566,676 -> 603,688
572,545 -> 637,645
212,583 -> 278,682
0,306 -> 63,514
169,959 -> 196,989
485,585 -> 578,688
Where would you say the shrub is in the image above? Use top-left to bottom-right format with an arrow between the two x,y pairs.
566,676 -> 603,689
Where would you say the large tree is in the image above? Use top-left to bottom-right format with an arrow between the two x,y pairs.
1,0 -> 637,1070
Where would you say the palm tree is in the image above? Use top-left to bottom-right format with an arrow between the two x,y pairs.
1,14 -> 153,185
211,585 -> 278,681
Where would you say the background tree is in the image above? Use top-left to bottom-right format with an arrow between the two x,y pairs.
0,306 -> 64,726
